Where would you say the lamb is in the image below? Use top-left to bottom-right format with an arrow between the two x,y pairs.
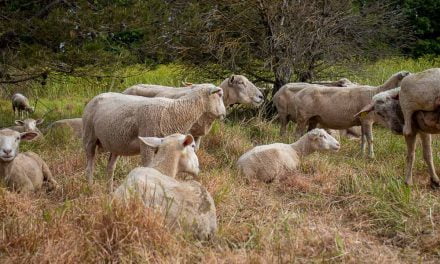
293,71 -> 410,158
7,118 -> 43,134
11,93 -> 34,119
355,88 -> 440,187
236,128 -> 340,183
113,133 -> 217,239
399,68 -> 440,136
123,75 -> 264,150
0,129 -> 58,193
48,118 -> 83,138
273,81 -> 361,138
82,85 -> 226,188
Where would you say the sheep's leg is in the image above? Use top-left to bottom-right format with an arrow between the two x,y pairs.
106,153 -> 119,192
360,125 -> 367,155
365,122 -> 374,158
42,161 -> 59,191
420,132 -> 440,188
141,145 -> 155,166
194,136 -> 202,151
279,113 -> 288,136
85,140 -> 97,185
404,133 -> 417,185
402,108 -> 414,136
307,118 -> 318,131
294,116 -> 309,139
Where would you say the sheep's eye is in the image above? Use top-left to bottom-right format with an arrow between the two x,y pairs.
16,137 -> 19,140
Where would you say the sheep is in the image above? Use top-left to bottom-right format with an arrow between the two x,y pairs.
0,129 -> 58,193
11,93 -> 34,119
312,78 -> 358,87
7,118 -> 43,134
293,71 -> 410,158
82,84 -> 226,189
355,88 -> 440,187
273,81 -> 361,139
113,133 -> 217,239
399,68 -> 440,136
123,75 -> 264,150
236,128 -> 340,183
48,118 -> 83,138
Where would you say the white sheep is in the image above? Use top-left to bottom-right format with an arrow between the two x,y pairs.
123,75 -> 264,149
0,129 -> 58,193
293,71 -> 410,158
399,68 -> 440,136
236,128 -> 340,183
48,118 -> 83,138
11,93 -> 34,119
7,118 -> 43,134
113,133 -> 217,239
82,85 -> 226,189
356,88 -> 440,187
273,81 -> 361,139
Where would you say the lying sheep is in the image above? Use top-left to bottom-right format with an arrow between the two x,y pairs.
399,68 -> 440,136
273,81 -> 361,139
0,129 -> 58,193
48,118 -> 83,138
114,133 -> 216,239
7,118 -> 43,134
123,75 -> 264,149
293,71 -> 410,158
12,93 -> 34,119
236,128 -> 340,183
83,85 -> 226,188
355,88 -> 440,187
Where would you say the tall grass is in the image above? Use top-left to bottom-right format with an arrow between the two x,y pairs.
1,57 -> 440,262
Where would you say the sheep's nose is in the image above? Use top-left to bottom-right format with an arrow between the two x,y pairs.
258,94 -> 264,100
3,149 -> 12,155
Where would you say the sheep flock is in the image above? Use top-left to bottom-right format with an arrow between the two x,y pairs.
1,69 -> 440,256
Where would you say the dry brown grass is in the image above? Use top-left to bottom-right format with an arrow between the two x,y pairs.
1,115 -> 440,263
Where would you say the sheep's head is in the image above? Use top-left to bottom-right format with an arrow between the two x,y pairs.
15,118 -> 43,132
139,134 -> 200,177
26,106 -> 35,113
355,88 -> 404,134
224,75 -> 264,107
201,85 -> 226,120
0,129 -> 38,162
307,128 -> 340,152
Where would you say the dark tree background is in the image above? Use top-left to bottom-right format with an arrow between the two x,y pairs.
0,0 -> 437,92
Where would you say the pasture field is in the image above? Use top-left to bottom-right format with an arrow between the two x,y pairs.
1,58 -> 440,263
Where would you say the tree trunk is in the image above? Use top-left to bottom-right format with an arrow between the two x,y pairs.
265,67 -> 292,118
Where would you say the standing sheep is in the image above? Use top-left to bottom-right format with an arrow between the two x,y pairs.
82,85 -> 226,188
293,71 -> 410,158
123,75 -> 264,149
236,128 -> 340,183
273,80 -> 360,138
114,133 -> 217,239
355,88 -> 440,187
0,129 -> 58,193
399,68 -> 440,136
11,93 -> 34,119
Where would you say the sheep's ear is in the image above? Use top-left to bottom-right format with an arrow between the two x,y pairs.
36,119 -> 44,125
181,135 -> 194,147
354,103 -> 374,119
138,136 -> 163,148
15,120 -> 24,126
228,75 -> 235,85
210,87 -> 222,94
20,132 -> 38,141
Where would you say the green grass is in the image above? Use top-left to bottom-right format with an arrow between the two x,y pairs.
1,58 -> 440,262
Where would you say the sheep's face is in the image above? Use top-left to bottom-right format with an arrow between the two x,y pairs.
206,86 -> 226,119
227,75 -> 264,107
355,89 -> 404,134
139,134 -> 200,177
0,129 -> 38,162
15,118 -> 43,132
308,128 -> 340,152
